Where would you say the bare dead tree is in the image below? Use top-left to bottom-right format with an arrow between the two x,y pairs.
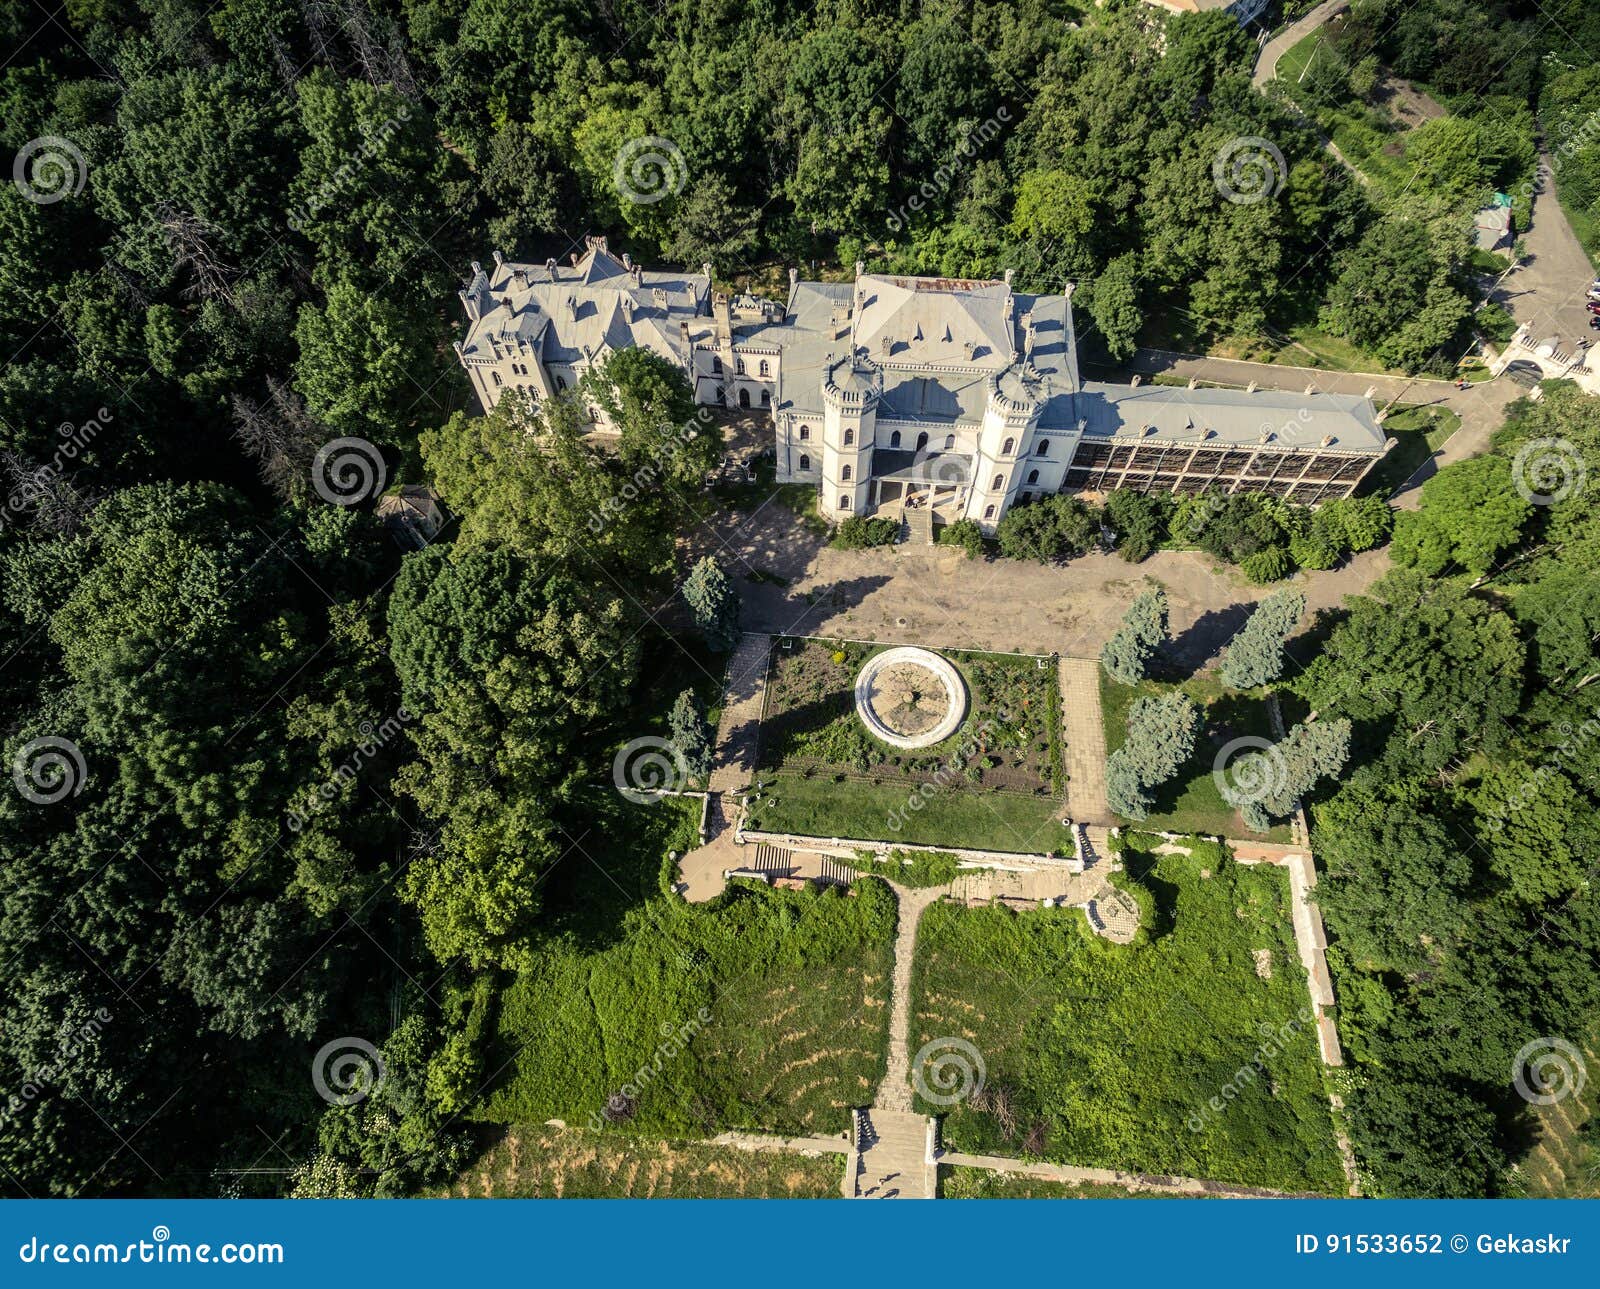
102,260 -> 150,310
301,0 -> 343,72
1022,1119 -> 1049,1157
0,449 -> 96,536
230,378 -> 331,501
340,0 -> 386,87
269,32 -> 301,95
158,206 -> 236,305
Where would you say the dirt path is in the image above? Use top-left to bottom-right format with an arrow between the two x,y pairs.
938,1149 -> 1323,1198
877,882 -> 944,1114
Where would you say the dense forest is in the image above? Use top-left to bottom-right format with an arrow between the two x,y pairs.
0,0 -> 1597,1198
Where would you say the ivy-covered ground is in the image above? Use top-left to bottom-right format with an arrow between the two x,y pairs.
1100,672 -> 1292,842
911,835 -> 1344,1193
478,794 -> 895,1138
744,638 -> 1065,850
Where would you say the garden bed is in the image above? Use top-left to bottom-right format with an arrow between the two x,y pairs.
761,638 -> 1060,796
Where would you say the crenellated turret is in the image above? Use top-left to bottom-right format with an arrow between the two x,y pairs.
966,362 -> 1047,531
820,352 -> 882,516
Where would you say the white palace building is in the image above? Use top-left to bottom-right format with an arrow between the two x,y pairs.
455,237 -> 1390,533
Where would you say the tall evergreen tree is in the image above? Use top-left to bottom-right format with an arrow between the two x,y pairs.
682,556 -> 741,652
1221,590 -> 1305,689
1101,587 -> 1169,685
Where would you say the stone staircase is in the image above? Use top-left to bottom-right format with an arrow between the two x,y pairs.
853,1108 -> 932,1199
751,842 -> 793,875
901,506 -> 934,545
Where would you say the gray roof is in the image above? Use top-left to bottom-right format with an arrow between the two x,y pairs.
459,242 -> 710,368
1074,383 -> 1386,453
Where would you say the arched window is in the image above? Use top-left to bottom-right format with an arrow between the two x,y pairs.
761,390 -> 771,407
735,357 -> 746,374
759,360 -> 770,377
844,429 -> 854,446
890,430 -> 902,448
799,424 -> 810,441
1002,437 -> 1014,455
916,432 -> 929,451
842,465 -> 852,481
983,505 -> 995,520
839,496 -> 852,511
944,434 -> 955,450
799,454 -> 810,470
1027,469 -> 1040,484
1036,439 -> 1050,456
555,374 -> 567,392
992,474 -> 1004,491
492,371 -> 502,387
711,355 -> 723,374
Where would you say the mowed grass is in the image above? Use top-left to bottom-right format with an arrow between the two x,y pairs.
939,1167 -> 1208,1199
744,771 -> 1068,854
1362,403 -> 1462,497
440,1126 -> 843,1198
478,792 -> 895,1139
1100,672 -> 1292,843
911,838 -> 1345,1193
1520,1029 -> 1600,1197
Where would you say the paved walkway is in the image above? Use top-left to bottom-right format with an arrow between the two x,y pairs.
708,632 -> 771,792
678,794 -> 740,902
1252,0 -> 1347,88
1061,657 -> 1112,824
937,1150 -> 1319,1198
1492,149 -> 1598,352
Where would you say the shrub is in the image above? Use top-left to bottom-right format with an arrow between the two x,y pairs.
1240,545 -> 1292,584
938,518 -> 987,559
832,515 -> 900,549
1103,488 -> 1171,563
995,495 -> 1100,562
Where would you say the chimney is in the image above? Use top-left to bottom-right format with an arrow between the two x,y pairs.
713,291 -> 732,340
1187,377 -> 1198,390
621,252 -> 632,270
855,260 -> 865,279
545,257 -> 558,278
1246,380 -> 1258,393
701,262 -> 712,282
1131,374 -> 1142,387
1363,385 -> 1377,400
492,249 -> 504,267
1304,382 -> 1317,395
568,296 -> 579,320
652,287 -> 668,310
1321,435 -> 1336,447
1003,268 -> 1013,285
470,260 -> 483,277
570,252 -> 580,266
788,267 -> 798,292
622,296 -> 634,323
631,264 -> 642,286
458,288 -> 475,320
963,340 -> 975,359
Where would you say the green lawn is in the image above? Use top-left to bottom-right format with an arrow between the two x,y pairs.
1100,673 -> 1292,842
478,792 -> 895,1139
744,771 -> 1069,853
1362,402 -> 1462,497
939,1166 -> 1208,1199
912,836 -> 1345,1193
441,1125 -> 844,1198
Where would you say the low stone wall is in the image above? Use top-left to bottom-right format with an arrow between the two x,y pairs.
737,826 -> 1076,870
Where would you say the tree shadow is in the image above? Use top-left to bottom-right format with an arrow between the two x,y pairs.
1165,602 -> 1255,675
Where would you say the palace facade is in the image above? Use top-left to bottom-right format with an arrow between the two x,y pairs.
456,237 -> 1389,533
